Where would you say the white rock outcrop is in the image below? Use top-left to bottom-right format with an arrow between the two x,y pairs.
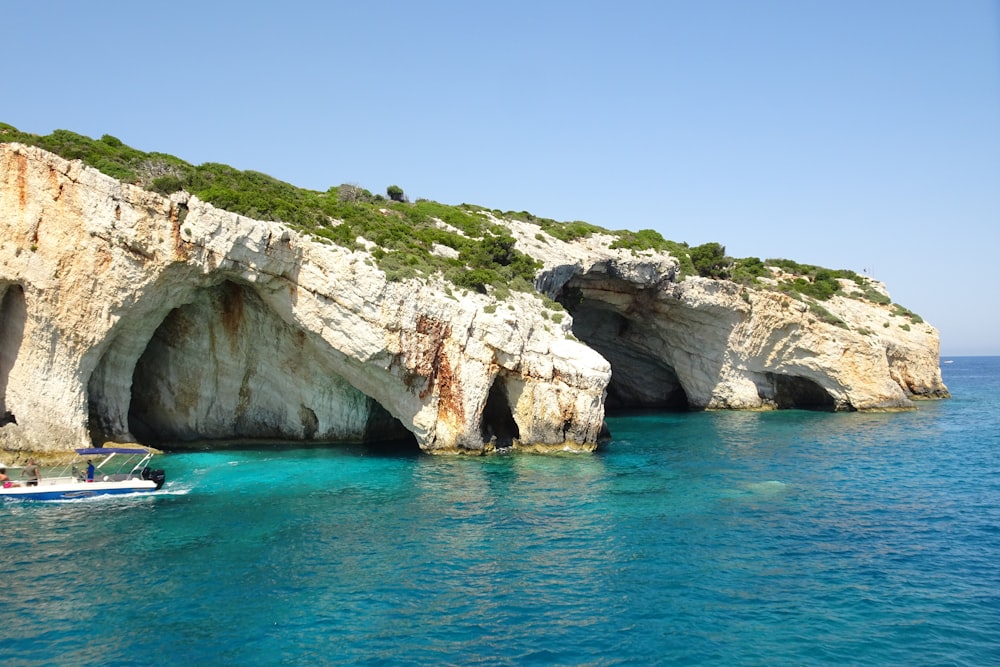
0,144 -> 608,455
0,144 -> 948,457
515,219 -> 947,412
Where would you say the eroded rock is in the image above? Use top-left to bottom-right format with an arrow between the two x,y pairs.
515,219 -> 949,412
0,143 -> 948,458
0,144 -> 608,455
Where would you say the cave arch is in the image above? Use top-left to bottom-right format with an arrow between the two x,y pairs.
480,377 -> 520,448
558,294 -> 689,412
90,279 -> 414,448
0,284 -> 27,421
764,373 -> 837,411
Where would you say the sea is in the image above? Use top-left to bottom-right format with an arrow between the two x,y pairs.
2,357 -> 998,666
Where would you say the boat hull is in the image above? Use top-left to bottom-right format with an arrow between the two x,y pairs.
1,479 -> 159,501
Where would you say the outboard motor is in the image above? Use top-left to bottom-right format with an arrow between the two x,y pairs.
141,467 -> 166,490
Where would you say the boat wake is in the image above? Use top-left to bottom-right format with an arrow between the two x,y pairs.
155,487 -> 191,496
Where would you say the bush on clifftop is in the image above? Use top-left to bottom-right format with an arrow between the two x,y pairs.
1,122 -> 915,315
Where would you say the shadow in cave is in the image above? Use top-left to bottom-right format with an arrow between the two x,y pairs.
480,379 -> 520,448
601,349 -> 691,413
558,293 -> 691,414
0,285 -> 26,420
765,373 -> 838,411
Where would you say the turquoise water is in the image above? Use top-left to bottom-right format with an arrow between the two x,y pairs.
2,358 -> 998,666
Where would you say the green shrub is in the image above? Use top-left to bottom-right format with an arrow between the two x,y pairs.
150,175 -> 186,195
764,259 -> 866,301
730,257 -> 768,285
449,268 -> 498,294
766,258 -> 814,274
808,302 -> 847,328
862,287 -> 892,305
690,242 -> 729,278
609,228 -> 670,251
386,184 -> 405,202
891,304 -> 924,324
537,219 -> 605,242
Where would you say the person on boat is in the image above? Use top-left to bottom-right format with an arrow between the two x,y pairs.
0,464 -> 21,488
22,459 -> 40,486
86,460 -> 95,482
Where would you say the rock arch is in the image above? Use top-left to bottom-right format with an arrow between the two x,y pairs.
552,271 -> 705,412
568,304 -> 689,410
0,144 -> 607,454
89,279 -> 412,447
547,262 -> 846,413
760,372 -> 838,411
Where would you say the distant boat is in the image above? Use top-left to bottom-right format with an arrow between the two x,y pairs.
943,360 -> 954,364
1,447 -> 165,501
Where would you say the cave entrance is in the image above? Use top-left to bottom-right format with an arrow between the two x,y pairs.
91,279 -> 416,449
0,284 -> 26,421
480,378 -> 519,448
766,373 -> 837,411
597,336 -> 689,412
551,275 -> 841,415
557,289 -> 690,412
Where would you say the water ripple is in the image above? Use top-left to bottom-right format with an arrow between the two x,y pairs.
2,359 -> 999,665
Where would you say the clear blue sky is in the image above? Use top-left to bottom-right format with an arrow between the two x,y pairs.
4,1 -> 998,355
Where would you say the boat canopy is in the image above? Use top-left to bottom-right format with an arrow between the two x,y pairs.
75,448 -> 152,455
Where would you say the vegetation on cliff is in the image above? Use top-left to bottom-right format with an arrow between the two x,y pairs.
0,123 -> 921,320
0,124 -> 543,294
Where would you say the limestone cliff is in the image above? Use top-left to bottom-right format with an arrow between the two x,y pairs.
515,220 -> 948,412
0,144 -> 608,455
0,143 -> 947,456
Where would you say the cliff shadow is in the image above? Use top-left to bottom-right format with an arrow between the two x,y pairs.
0,284 -> 26,422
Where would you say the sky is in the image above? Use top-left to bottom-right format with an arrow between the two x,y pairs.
4,1 -> 998,355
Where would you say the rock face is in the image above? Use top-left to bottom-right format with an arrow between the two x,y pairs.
513,219 -> 948,412
0,144 -> 948,456
0,144 -> 608,454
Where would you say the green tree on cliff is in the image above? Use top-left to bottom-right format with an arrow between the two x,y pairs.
690,242 -> 730,278
386,185 -> 406,202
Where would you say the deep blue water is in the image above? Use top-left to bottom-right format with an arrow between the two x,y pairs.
2,358 -> 999,666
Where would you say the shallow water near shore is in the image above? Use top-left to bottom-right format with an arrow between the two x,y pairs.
2,357 -> 998,665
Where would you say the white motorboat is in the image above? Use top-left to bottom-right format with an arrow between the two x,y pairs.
0,447 -> 165,500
